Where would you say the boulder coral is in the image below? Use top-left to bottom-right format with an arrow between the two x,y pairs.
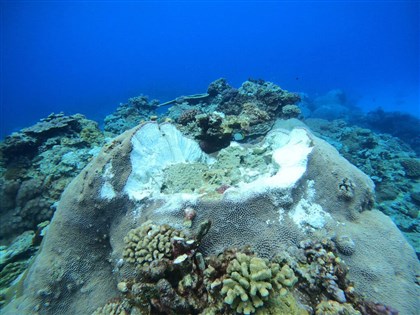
1,120 -> 418,315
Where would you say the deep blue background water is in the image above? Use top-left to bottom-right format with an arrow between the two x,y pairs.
1,1 -> 419,138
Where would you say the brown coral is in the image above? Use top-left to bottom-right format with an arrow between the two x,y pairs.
177,109 -> 201,125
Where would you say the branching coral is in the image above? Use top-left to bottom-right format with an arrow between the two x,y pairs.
215,252 -> 297,314
290,239 -> 351,303
123,221 -> 186,268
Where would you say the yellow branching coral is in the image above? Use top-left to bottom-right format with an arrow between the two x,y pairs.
123,221 -> 185,267
218,252 -> 297,315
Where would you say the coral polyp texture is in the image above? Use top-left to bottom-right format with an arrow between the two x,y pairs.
91,300 -> 134,315
1,118 -> 419,315
315,300 -> 361,315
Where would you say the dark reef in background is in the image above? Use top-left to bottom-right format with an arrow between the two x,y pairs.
300,90 -> 420,156
361,108 -> 420,156
0,113 -> 104,243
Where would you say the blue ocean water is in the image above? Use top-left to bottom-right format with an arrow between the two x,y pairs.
1,1 -> 419,138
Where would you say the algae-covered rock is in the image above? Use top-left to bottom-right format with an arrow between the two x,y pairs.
400,158 -> 420,178
292,239 -> 349,303
0,231 -> 35,269
0,261 -> 29,290
104,95 -> 159,137
0,113 -> 104,243
255,293 -> 308,315
161,162 -> 209,194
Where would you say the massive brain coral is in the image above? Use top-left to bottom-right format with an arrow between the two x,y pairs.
1,120 -> 419,315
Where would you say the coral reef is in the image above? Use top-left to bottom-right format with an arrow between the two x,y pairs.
362,108 -> 420,155
91,300 -> 138,315
0,224 -> 47,308
400,158 -> 420,178
357,301 -> 399,315
166,78 -> 301,152
290,239 -> 350,303
1,80 -> 419,315
0,113 -> 103,243
176,108 -> 202,125
315,300 -> 361,315
305,89 -> 356,121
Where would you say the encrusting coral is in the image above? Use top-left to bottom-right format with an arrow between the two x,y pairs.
315,300 -> 361,315
123,221 -> 186,268
91,300 -> 139,315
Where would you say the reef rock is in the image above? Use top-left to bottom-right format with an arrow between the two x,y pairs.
104,95 -> 160,137
0,113 -> 104,243
1,120 -> 419,315
168,78 -> 301,152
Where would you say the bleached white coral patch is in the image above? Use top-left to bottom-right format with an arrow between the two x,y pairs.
224,128 -> 313,202
100,162 -> 116,200
272,128 -> 313,186
289,180 -> 331,230
154,193 -> 200,216
124,123 -> 214,200
100,182 -> 116,200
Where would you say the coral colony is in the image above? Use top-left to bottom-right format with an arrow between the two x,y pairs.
0,79 -> 419,314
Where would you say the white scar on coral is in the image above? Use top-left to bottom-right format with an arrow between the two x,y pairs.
124,122 -> 214,201
224,128 -> 313,201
